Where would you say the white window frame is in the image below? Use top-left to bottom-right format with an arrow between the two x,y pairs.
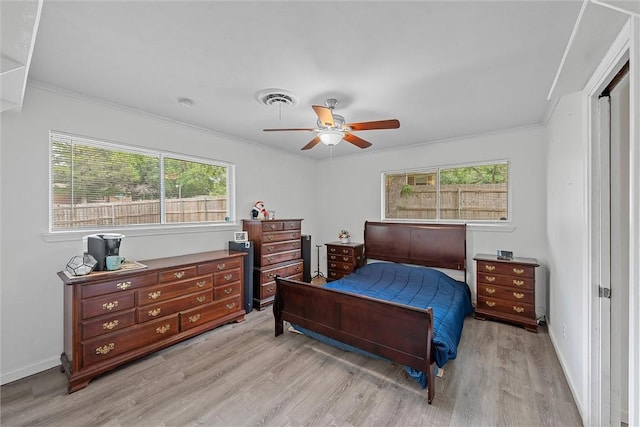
46,131 -> 236,241
381,159 -> 512,227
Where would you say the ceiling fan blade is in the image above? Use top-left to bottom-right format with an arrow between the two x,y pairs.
345,119 -> 400,131
263,128 -> 315,132
301,136 -> 321,150
344,132 -> 372,149
312,105 -> 335,127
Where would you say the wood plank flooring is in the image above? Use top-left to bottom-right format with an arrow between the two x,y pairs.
1,308 -> 582,426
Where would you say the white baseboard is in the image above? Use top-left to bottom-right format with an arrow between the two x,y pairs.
548,327 -> 586,425
0,357 -> 61,386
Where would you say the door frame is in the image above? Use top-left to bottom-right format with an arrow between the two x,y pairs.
584,16 -> 640,427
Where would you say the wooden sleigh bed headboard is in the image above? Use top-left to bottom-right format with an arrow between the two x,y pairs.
364,221 -> 467,279
274,221 -> 468,404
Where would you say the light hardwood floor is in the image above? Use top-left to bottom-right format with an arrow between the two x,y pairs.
1,308 -> 582,426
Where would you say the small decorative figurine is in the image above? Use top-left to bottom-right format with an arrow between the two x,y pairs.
251,201 -> 268,220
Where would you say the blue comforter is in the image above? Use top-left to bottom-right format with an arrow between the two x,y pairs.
294,262 -> 473,388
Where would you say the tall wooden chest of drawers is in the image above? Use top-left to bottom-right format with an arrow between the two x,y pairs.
325,241 -> 364,282
243,219 -> 303,310
473,253 -> 539,332
58,250 -> 246,392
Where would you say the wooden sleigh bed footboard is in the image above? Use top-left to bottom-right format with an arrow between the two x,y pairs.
273,276 -> 436,404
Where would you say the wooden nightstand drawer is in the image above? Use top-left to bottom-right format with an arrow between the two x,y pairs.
326,242 -> 364,282
477,296 -> 535,319
477,261 -> 535,278
477,284 -> 534,305
476,273 -> 534,290
328,261 -> 355,274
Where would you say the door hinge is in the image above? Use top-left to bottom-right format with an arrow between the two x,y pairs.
599,286 -> 611,299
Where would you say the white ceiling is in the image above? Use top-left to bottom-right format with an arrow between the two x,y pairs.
2,1 -> 633,159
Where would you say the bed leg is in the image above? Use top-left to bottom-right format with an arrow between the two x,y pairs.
273,282 -> 283,337
427,363 -> 435,404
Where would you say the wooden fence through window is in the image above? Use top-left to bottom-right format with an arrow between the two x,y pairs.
52,197 -> 227,230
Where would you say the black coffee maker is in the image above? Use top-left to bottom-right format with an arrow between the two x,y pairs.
87,234 -> 125,271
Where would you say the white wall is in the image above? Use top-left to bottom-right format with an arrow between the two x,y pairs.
543,92 -> 588,416
0,85 -> 318,384
313,127 -> 549,310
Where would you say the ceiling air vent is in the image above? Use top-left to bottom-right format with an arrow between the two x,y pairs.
256,88 -> 298,108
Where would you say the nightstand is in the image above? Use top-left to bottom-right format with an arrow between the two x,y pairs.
473,253 -> 539,332
325,242 -> 364,282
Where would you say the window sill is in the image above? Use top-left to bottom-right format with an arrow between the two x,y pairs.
380,219 -> 516,233
42,222 -> 239,243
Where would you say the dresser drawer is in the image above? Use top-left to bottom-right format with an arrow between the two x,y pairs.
82,315 -> 179,366
476,273 -> 534,290
159,266 -> 198,283
198,258 -> 242,275
327,245 -> 356,257
82,291 -> 135,320
81,273 -> 158,299
263,230 -> 301,243
477,284 -> 534,305
137,276 -> 212,306
328,261 -> 355,274
261,249 -> 302,267
81,310 -> 136,340
262,240 -> 301,255
213,268 -> 241,286
260,261 -> 304,284
260,220 -> 301,232
328,253 -> 354,263
137,290 -> 213,323
477,296 -> 535,319
328,270 -> 351,281
180,296 -> 243,331
476,261 -> 535,278
213,281 -> 241,300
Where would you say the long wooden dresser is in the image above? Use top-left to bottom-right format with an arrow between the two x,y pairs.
473,253 -> 539,332
58,250 -> 246,392
243,219 -> 303,310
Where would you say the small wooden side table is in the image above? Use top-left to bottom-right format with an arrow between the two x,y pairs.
473,253 -> 539,332
325,241 -> 364,282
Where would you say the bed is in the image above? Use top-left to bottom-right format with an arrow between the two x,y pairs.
273,221 -> 473,404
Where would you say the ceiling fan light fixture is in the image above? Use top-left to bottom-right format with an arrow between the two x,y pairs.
319,129 -> 344,146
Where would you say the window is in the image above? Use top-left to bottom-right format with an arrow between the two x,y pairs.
50,132 -> 234,231
383,162 -> 509,221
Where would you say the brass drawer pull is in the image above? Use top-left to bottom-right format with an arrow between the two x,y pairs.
196,296 -> 206,303
513,306 -> 525,313
266,246 -> 274,252
148,308 -> 162,317
329,248 -> 336,253
485,287 -> 496,294
95,343 -> 115,355
224,274 -> 233,281
217,263 -> 226,270
513,268 -> 525,275
343,257 -> 350,262
513,292 -> 525,299
224,288 -> 233,294
188,314 -> 201,323
174,271 -> 185,279
148,291 -> 161,300
513,279 -> 525,286
484,265 -> 496,271
226,302 -> 236,310
342,265 -> 350,270
267,286 -> 275,293
156,325 -> 171,334
102,301 -> 118,311
295,266 -> 301,271
196,280 -> 206,288
485,276 -> 496,282
342,249 -> 349,254
330,263 -> 337,268
270,224 -> 277,229
103,320 -> 119,330
485,301 -> 496,307
116,281 -> 131,290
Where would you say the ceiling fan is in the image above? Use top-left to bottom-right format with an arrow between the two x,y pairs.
263,99 -> 400,150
